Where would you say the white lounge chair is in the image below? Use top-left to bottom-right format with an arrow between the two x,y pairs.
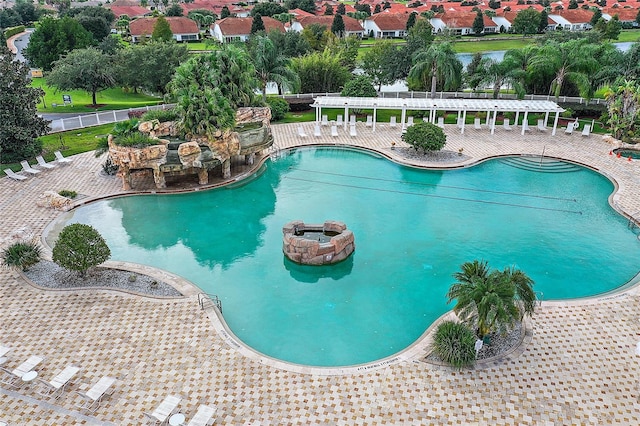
36,155 -> 56,169
321,115 -> 328,126
581,124 -> 591,137
297,126 -> 307,138
474,118 -> 482,130
145,395 -> 181,425
536,119 -> 547,132
331,125 -> 338,137
349,114 -> 356,125
4,169 -> 27,181
0,346 -> 11,365
407,116 -> 414,126
456,117 -> 464,129
54,151 -> 72,164
0,355 -> 44,388
565,121 -> 577,135
187,405 -> 217,426
522,121 -> 531,132
389,116 -> 397,128
36,365 -> 81,400
350,124 -> 357,137
365,115 -> 373,127
75,376 -> 116,413
313,124 -> 322,137
20,161 -> 40,175
503,118 -> 512,131
437,116 -> 445,128
336,115 -> 343,126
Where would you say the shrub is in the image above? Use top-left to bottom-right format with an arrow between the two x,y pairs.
561,108 -> 573,118
3,26 -> 26,39
341,75 -> 377,98
402,121 -> 447,153
266,97 -> 290,121
114,133 -> 158,148
141,109 -> 179,122
1,241 -> 41,271
52,224 -> 110,276
102,157 -> 119,175
286,98 -> 313,112
127,109 -> 145,119
58,190 -> 77,199
431,320 -> 477,369
112,119 -> 140,137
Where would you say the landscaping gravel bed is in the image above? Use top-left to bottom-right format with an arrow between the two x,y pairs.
392,147 -> 469,163
24,260 -> 182,297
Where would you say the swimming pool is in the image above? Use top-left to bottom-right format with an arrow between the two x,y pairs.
60,147 -> 640,366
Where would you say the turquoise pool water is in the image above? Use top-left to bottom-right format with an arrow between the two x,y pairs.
63,148 -> 640,366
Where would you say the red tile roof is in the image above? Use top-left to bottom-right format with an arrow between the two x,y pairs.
436,11 -> 478,28
108,5 -> 151,19
129,17 -> 199,36
603,7 -> 640,21
368,13 -> 409,30
214,16 -> 285,36
551,8 -> 594,23
295,15 -> 364,32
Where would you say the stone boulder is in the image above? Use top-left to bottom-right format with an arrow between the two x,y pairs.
107,134 -> 168,169
36,191 -> 73,211
177,142 -> 202,168
236,107 -> 271,126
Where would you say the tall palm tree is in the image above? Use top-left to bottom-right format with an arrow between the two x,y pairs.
447,260 -> 536,338
528,39 -> 599,101
408,42 -> 462,98
478,57 -> 525,99
249,36 -> 300,99
503,45 -> 538,95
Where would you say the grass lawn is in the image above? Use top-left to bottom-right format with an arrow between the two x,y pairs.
453,37 -> 535,53
31,78 -> 163,113
185,41 -> 217,51
616,30 -> 640,43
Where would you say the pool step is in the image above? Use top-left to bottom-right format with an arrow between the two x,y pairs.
499,157 -> 582,173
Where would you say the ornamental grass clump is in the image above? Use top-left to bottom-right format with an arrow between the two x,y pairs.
1,241 -> 42,271
52,224 -> 110,277
431,320 -> 477,369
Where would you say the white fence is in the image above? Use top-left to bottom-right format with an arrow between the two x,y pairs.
48,104 -> 175,133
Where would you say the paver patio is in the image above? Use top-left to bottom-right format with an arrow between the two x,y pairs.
1,122 -> 639,424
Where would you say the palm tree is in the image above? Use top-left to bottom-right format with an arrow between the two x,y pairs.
407,42 -> 462,98
528,39 -> 599,101
249,36 -> 300,99
447,260 -> 536,338
478,57 -> 525,99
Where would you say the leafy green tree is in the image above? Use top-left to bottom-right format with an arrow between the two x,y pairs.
402,121 -> 446,153
0,46 -> 49,163
166,3 -> 183,17
538,10 -> 548,33
268,30 -> 311,58
52,224 -> 111,277
220,5 -> 231,19
395,19 -> 434,78
337,3 -> 346,15
64,5 -> 115,24
331,35 -> 360,71
636,9 -> 640,25
14,0 -> 41,24
266,96 -> 289,120
472,11 -> 484,35
406,12 -> 417,31
116,42 -> 188,94
408,42 -> 462,98
302,23 -> 333,51
447,260 -> 536,338
488,0 -> 501,9
272,13 -> 293,24
511,8 -> 541,35
603,15 -> 622,40
374,4 -> 381,14
290,49 -> 350,93
568,0 -> 578,8
286,0 -> 316,14
464,52 -> 484,91
152,16 -> 173,41
1,241 -> 41,271
431,321 -> 477,369
251,2 -> 287,17
361,39 -> 399,91
324,4 -> 334,15
590,8 -> 602,26
479,57 -> 525,99
354,3 -> 371,15
0,8 -> 22,28
331,14 -> 345,37
251,14 -> 265,34
605,80 -> 640,141
249,36 -> 300,98
47,47 -> 115,106
341,75 -> 377,97
24,16 -> 94,71
620,42 -> 640,80
76,15 -> 111,41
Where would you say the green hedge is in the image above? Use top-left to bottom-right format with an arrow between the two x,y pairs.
4,26 -> 26,39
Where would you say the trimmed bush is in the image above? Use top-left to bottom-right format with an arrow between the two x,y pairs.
115,132 -> 158,148
4,26 -> 26,39
58,190 -> 77,199
402,121 -> 447,153
266,97 -> 289,121
341,75 -> 377,98
1,241 -> 41,271
141,109 -> 179,122
431,320 -> 477,369
52,224 -> 111,276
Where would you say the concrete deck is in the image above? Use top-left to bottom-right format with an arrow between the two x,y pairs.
1,122 -> 639,424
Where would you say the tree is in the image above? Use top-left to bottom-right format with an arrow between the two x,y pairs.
249,36 -> 300,98
488,0 -> 501,9
478,57 -> 525,99
302,23 -> 333,51
64,5 -> 115,24
605,80 -> 640,141
324,4 -> 334,15
512,8 -> 541,35
337,3 -> 346,15
290,49 -> 350,93
152,16 -> 173,41
447,260 -> 536,338
76,15 -> 111,42
220,6 -> 231,19
538,10 -> 548,33
14,0 -> 41,24
402,121 -> 446,153
268,30 -> 311,58
166,3 -> 183,17
251,2 -> 287,17
52,224 -> 111,277
341,75 -> 377,97
604,15 -> 622,40
361,39 -> 399,90
24,16 -> 94,71
331,14 -> 345,37
47,47 -> 115,106
408,42 -> 462,98
406,12 -> 417,31
636,9 -> 640,25
464,52 -> 484,91
472,11 -> 484,35
374,4 -> 381,14
251,14 -> 265,33
0,46 -> 49,163
590,8 -> 602,26
568,0 -> 578,8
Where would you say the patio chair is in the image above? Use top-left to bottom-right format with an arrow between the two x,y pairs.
20,161 -> 41,175
565,121 -> 578,135
522,121 -> 531,132
36,365 -> 81,400
365,115 -> 373,127
349,114 -> 356,125
581,124 -> 591,137
4,169 -> 27,181
331,125 -> 339,137
503,118 -> 512,131
0,346 -> 11,366
350,124 -> 357,137
297,126 -> 307,138
54,151 -> 72,164
473,118 -> 482,130
0,355 -> 45,389
187,405 -> 217,426
437,116 -> 445,128
407,116 -> 414,126
336,115 -> 343,126
389,116 -> 397,128
144,395 -> 181,425
36,155 -> 56,170
321,115 -> 329,126
75,376 -> 116,413
314,124 -> 322,138
456,117 -> 464,129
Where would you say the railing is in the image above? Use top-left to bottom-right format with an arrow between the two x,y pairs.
535,291 -> 544,307
197,293 -> 222,313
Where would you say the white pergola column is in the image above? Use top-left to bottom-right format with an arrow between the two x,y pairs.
485,110 -> 491,126
491,108 -> 498,135
372,104 -> 377,132
343,103 -> 349,130
316,106 -> 321,123
401,104 -> 407,131
432,105 -> 438,123
521,109 -> 529,135
461,108 -> 467,134
544,111 -> 550,125
515,111 -> 520,127
552,110 -> 560,136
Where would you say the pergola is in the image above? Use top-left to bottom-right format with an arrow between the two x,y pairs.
311,96 -> 566,136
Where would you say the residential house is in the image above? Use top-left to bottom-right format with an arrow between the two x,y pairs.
289,15 -> 365,37
602,7 -> 640,27
548,9 -> 594,31
109,5 -> 152,19
210,16 -> 285,43
431,11 -> 498,35
129,17 -> 200,43
363,13 -> 409,38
